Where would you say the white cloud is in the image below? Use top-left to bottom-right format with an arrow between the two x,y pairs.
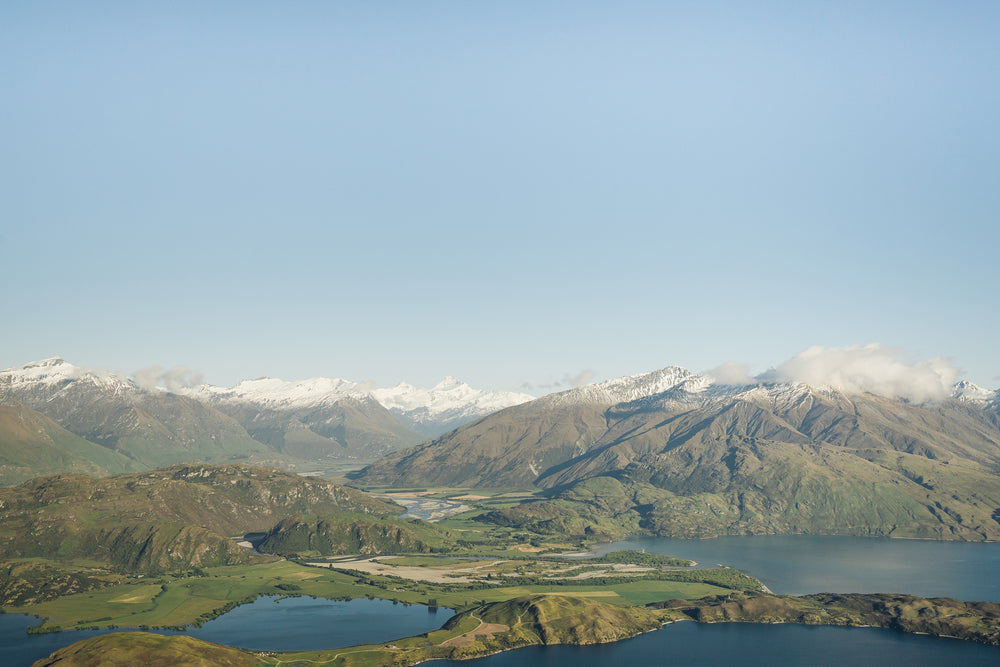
763,344 -> 957,403
706,361 -> 756,385
522,369 -> 597,391
132,365 -> 204,392
564,369 -> 596,388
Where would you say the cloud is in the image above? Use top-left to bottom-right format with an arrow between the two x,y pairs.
564,369 -> 595,387
706,361 -> 756,385
761,344 -> 958,403
132,365 -> 205,392
521,369 -> 597,392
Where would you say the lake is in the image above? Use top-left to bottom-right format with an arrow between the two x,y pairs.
4,536 -> 999,666
593,535 -> 1000,601
423,535 -> 1000,666
426,621 -> 1000,666
0,595 -> 451,667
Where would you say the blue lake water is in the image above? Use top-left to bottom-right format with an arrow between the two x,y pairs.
593,535 -> 1000,601
4,536 -> 1000,666
1,596 -> 451,667
427,621 -> 1000,666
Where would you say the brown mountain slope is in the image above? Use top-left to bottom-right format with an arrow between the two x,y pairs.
206,394 -> 424,462
0,403 -> 141,485
355,382 -> 1000,540
0,361 -> 271,469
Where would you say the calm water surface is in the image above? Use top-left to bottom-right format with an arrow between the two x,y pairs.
427,621 -> 1000,666
5,536 -> 1000,666
595,535 -> 1000,601
1,596 -> 450,667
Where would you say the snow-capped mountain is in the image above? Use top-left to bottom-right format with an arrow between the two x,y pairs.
188,374 -> 534,438
190,376 -> 422,461
355,363 -> 1000,491
0,357 -> 135,396
952,380 -> 999,407
372,377 -> 534,435
541,366 -> 703,408
192,376 -> 371,409
0,358 -> 539,476
0,358 -> 270,469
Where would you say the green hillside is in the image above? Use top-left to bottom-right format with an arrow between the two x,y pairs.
0,464 -> 400,575
257,512 -> 450,557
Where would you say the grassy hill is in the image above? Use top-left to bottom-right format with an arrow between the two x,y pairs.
32,631 -> 256,667
0,464 -> 400,575
257,512 -> 451,557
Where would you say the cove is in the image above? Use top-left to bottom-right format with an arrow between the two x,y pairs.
0,596 -> 451,667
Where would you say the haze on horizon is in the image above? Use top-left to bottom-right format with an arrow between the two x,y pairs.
2,1 -> 997,392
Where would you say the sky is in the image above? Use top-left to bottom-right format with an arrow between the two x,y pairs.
2,1 -> 998,393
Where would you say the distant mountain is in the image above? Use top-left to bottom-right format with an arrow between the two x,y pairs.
187,373 -> 532,455
0,358 -> 534,482
0,402 -> 141,485
371,377 -> 534,436
952,379 -> 1000,410
0,358 -> 270,470
190,377 -> 425,462
354,366 -> 1000,540
354,366 -> 709,489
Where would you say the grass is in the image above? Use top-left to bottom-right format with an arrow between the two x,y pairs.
12,552 -> 744,632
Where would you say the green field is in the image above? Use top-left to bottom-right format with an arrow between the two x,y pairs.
8,554 -> 743,634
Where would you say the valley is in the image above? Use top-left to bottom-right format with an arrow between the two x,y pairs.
3,359 -> 1000,665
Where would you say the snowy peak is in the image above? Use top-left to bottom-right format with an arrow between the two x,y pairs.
372,379 -> 534,432
192,376 -> 369,409
0,357 -> 135,394
184,370 -> 534,436
546,365 -> 700,407
952,380 -> 997,406
433,376 -> 465,392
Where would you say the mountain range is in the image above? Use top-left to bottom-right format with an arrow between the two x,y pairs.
354,366 -> 1000,540
0,358 -> 532,484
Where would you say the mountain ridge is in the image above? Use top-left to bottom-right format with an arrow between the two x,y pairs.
0,358 -> 534,481
353,365 -> 1000,540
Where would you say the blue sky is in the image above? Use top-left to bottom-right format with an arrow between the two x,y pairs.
2,1 -> 998,392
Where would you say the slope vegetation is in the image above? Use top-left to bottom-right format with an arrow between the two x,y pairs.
0,464 -> 399,574
32,632 -> 255,667
257,513 -> 449,556
356,374 -> 1000,540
